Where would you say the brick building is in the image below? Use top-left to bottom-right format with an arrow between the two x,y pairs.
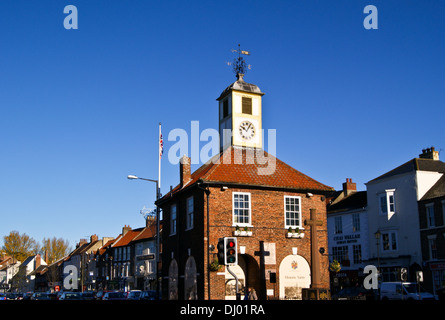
157,71 -> 333,300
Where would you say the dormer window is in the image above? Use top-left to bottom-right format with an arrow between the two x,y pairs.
379,189 -> 395,216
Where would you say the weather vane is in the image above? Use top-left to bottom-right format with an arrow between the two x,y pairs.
227,44 -> 252,78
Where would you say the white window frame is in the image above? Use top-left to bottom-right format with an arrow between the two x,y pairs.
232,192 -> 252,227
381,230 -> 398,252
353,244 -> 362,265
428,235 -> 437,260
186,196 -> 194,230
334,216 -> 343,234
379,189 -> 396,216
170,204 -> 177,235
426,203 -> 436,228
284,196 -> 302,229
352,213 -> 360,232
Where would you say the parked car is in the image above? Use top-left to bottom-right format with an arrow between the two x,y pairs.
436,288 -> 445,300
140,290 -> 159,300
47,292 -> 58,300
126,290 -> 142,300
380,282 -> 437,300
95,290 -> 111,300
22,292 -> 33,300
81,291 -> 96,300
332,286 -> 376,300
58,292 -> 83,300
6,293 -> 18,300
0,293 -> 6,301
31,292 -> 51,300
102,291 -> 126,301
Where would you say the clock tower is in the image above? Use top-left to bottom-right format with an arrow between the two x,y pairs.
217,72 -> 265,150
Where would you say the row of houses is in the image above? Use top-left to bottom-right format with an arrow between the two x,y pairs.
326,147 -> 445,295
1,147 -> 444,298
0,218 -> 159,293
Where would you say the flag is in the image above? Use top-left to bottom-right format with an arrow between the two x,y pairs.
159,132 -> 164,158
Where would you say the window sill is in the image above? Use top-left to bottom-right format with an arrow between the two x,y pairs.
233,230 -> 252,237
286,232 -> 305,239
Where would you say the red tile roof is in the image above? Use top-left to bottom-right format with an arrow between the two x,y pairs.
161,146 -> 333,200
98,238 -> 116,255
132,224 -> 157,242
112,228 -> 144,247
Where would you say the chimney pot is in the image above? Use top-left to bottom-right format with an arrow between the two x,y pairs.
419,147 -> 439,161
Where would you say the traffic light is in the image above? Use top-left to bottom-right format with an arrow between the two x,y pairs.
224,237 -> 238,265
217,238 -> 225,265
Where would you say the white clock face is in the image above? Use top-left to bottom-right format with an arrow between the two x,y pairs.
238,120 -> 255,140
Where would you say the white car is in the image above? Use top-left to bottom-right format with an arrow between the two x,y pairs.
380,282 -> 437,300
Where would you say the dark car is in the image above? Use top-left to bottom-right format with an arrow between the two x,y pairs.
59,292 -> 83,300
102,291 -> 126,301
126,290 -> 142,300
22,292 -> 33,300
95,290 -> 111,300
47,292 -> 58,300
6,293 -> 18,300
140,290 -> 159,301
31,292 -> 51,300
81,291 -> 96,300
332,286 -> 376,300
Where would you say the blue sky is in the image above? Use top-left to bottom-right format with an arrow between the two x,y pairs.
1,1 -> 444,249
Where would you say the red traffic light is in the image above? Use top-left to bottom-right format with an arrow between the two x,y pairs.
224,237 -> 238,265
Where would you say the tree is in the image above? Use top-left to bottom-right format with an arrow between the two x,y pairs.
2,230 -> 39,263
40,237 -> 71,264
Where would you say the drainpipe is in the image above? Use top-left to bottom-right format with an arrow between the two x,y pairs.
197,181 -> 211,300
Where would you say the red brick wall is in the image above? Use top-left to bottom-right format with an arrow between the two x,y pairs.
160,185 -> 330,300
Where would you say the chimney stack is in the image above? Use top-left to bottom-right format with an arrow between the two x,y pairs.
122,225 -> 132,236
90,234 -> 98,243
77,238 -> 88,248
419,147 -> 439,161
35,254 -> 41,269
342,178 -> 356,197
180,155 -> 192,187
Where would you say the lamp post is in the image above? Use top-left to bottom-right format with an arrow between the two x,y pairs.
374,230 -> 381,282
127,174 -> 161,300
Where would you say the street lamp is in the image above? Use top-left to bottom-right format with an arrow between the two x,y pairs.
374,230 -> 381,282
127,174 -> 161,300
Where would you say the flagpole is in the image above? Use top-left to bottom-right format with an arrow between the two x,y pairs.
158,122 -> 162,192
156,122 -> 162,299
